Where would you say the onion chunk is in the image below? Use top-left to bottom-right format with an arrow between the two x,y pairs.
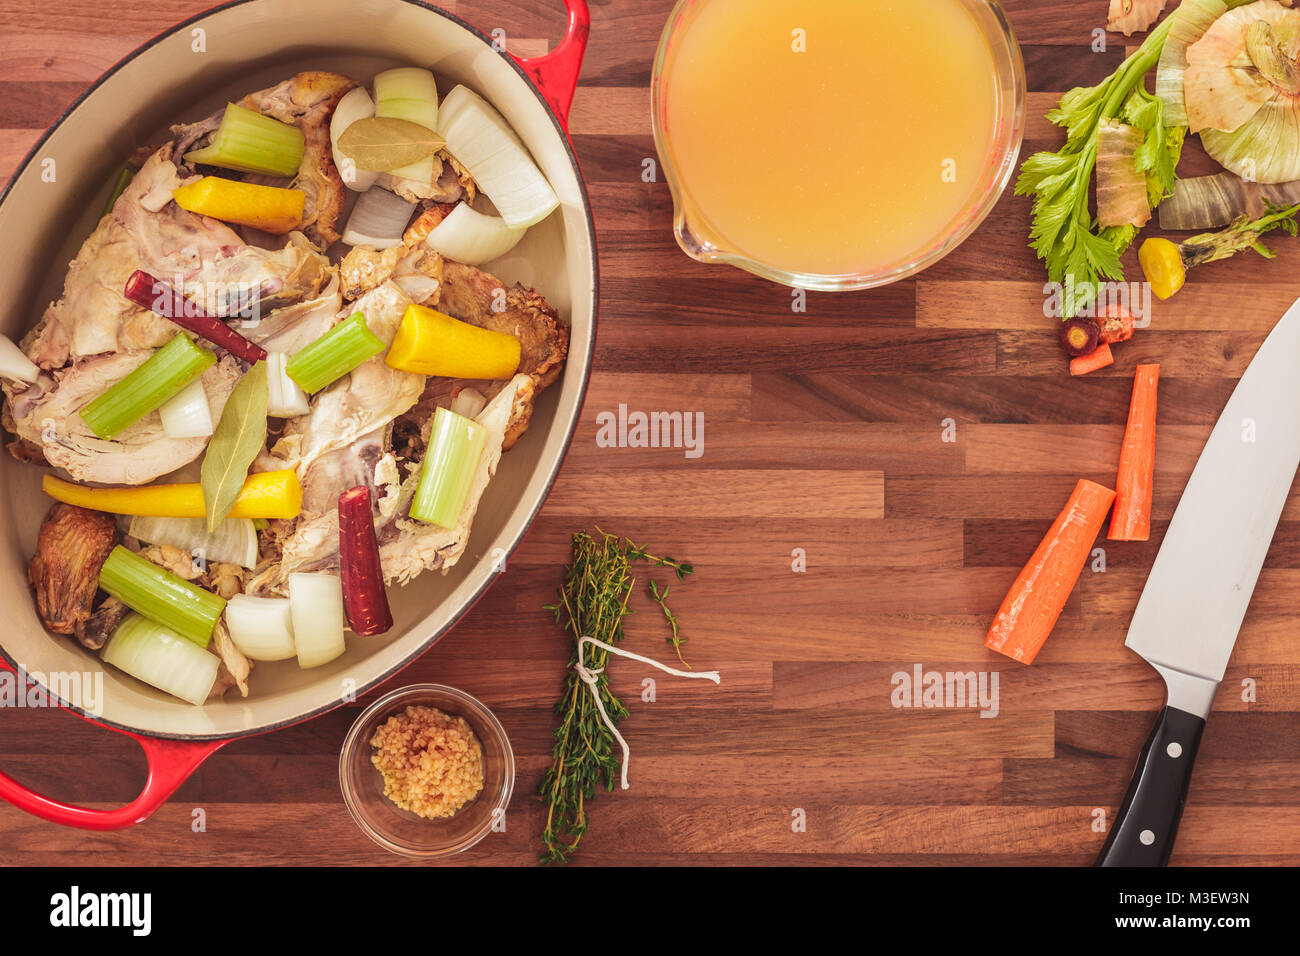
424,202 -> 526,265
289,572 -> 346,668
127,515 -> 259,570
225,594 -> 296,661
102,613 -> 220,705
0,333 -> 38,383
341,188 -> 417,248
438,85 -> 559,229
331,87 -> 380,192
159,377 -> 214,439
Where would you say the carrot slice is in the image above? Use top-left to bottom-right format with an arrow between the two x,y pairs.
985,479 -> 1116,665
1070,342 -> 1114,376
1108,363 -> 1159,541
1098,303 -> 1135,344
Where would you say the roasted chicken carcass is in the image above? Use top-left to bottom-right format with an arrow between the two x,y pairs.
247,281 -> 426,592
20,146 -> 330,372
268,281 -> 425,478
7,350 -> 245,486
378,375 -> 522,585
4,65 -> 572,707
2,144 -> 331,484
247,247 -> 565,591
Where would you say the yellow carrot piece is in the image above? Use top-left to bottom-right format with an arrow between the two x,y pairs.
385,304 -> 521,380
172,176 -> 305,235
1138,237 -> 1186,300
42,470 -> 302,519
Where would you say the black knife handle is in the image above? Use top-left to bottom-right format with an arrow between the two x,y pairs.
1094,705 -> 1206,867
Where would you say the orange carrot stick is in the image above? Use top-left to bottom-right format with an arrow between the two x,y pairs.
1070,342 -> 1114,376
1108,363 -> 1159,541
985,479 -> 1116,665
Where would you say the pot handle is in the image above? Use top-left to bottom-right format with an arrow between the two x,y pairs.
511,0 -> 590,130
0,660 -> 224,830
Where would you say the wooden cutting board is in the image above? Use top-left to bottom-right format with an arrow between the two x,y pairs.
2,0 -> 1299,866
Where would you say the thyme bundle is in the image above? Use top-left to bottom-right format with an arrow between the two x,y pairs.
539,529 -> 693,864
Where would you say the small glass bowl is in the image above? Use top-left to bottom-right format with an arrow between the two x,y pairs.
339,683 -> 515,858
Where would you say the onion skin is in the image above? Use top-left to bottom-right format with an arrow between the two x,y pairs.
337,485 -> 392,636
1154,172 -> 1300,231
1096,119 -> 1152,228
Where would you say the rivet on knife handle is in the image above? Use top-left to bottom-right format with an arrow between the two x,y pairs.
1094,705 -> 1206,867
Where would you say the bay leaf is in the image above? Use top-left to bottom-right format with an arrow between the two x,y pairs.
337,117 -> 446,172
201,361 -> 268,532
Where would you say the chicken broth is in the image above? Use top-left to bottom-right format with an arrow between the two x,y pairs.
656,0 -> 1001,278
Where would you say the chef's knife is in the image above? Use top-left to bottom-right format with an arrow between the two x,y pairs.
1095,296 -> 1300,867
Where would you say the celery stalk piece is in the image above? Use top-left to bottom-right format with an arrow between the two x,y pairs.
98,545 -> 227,648
79,334 -> 217,440
284,312 -> 385,393
410,407 -> 487,528
184,103 -> 306,178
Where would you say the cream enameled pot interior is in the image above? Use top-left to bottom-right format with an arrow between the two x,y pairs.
0,0 -> 594,738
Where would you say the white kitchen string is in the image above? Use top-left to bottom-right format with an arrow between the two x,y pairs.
574,635 -> 721,790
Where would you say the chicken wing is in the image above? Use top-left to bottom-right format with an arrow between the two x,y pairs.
28,503 -> 118,637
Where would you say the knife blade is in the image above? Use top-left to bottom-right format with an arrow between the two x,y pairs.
1096,296 -> 1300,867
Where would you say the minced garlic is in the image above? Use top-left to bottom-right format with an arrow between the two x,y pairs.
369,705 -> 484,819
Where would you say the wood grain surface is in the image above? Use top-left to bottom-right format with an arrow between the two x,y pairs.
3,0 -> 1300,866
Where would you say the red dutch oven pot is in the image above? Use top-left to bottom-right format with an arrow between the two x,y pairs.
0,0 -> 596,829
